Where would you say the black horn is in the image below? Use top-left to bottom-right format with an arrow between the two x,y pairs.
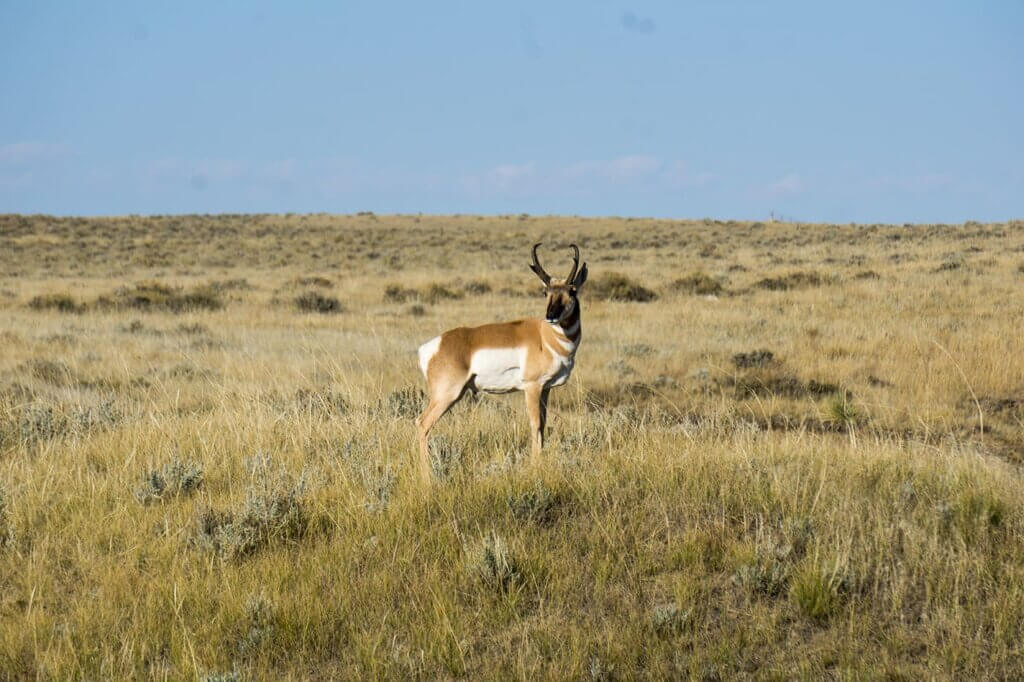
530,242 -> 552,285
566,244 -> 580,283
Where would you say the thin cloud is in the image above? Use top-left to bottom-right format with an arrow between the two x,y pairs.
560,155 -> 661,186
621,11 -> 655,34
143,158 -> 298,190
869,173 -> 954,193
315,159 -> 445,196
0,141 -> 72,191
0,141 -> 70,166
462,156 -> 715,197
663,161 -> 716,189
761,173 -> 804,198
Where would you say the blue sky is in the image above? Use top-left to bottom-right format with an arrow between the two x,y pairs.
1,1 -> 1021,222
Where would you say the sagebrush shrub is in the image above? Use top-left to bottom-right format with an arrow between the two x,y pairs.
27,292 -> 83,313
18,402 -> 68,445
586,273 -> 657,302
135,457 -> 203,505
0,486 -> 14,547
71,400 -> 122,434
422,283 -> 463,304
429,436 -> 463,481
383,284 -> 418,303
734,557 -> 789,597
462,280 -> 491,295
24,358 -> 75,386
105,281 -> 224,313
651,602 -> 688,636
506,483 -> 557,524
238,594 -> 276,658
194,463 -> 309,561
466,530 -> 521,595
294,388 -> 349,416
294,291 -> 343,314
670,271 -> 723,296
754,271 -> 831,291
731,349 -> 775,369
384,387 -> 425,419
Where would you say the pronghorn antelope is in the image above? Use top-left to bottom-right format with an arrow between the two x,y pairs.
415,244 -> 588,481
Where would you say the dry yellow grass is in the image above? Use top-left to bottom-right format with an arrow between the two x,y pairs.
1,213 -> 1023,678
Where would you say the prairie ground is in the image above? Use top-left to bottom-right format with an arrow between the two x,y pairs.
1,213 -> 1023,679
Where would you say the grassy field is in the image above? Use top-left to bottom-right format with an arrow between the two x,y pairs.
1,212 -> 1023,679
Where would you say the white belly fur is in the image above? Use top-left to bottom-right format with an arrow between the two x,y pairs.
470,347 -> 525,393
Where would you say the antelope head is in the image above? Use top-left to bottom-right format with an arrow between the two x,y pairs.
530,242 -> 589,325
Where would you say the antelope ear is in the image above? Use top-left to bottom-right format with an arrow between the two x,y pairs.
573,263 -> 588,288
530,264 -> 549,283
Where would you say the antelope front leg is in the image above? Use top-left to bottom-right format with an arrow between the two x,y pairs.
524,382 -> 545,461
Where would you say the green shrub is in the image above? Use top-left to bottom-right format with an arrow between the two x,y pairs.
790,561 -> 849,620
824,393 -> 859,428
